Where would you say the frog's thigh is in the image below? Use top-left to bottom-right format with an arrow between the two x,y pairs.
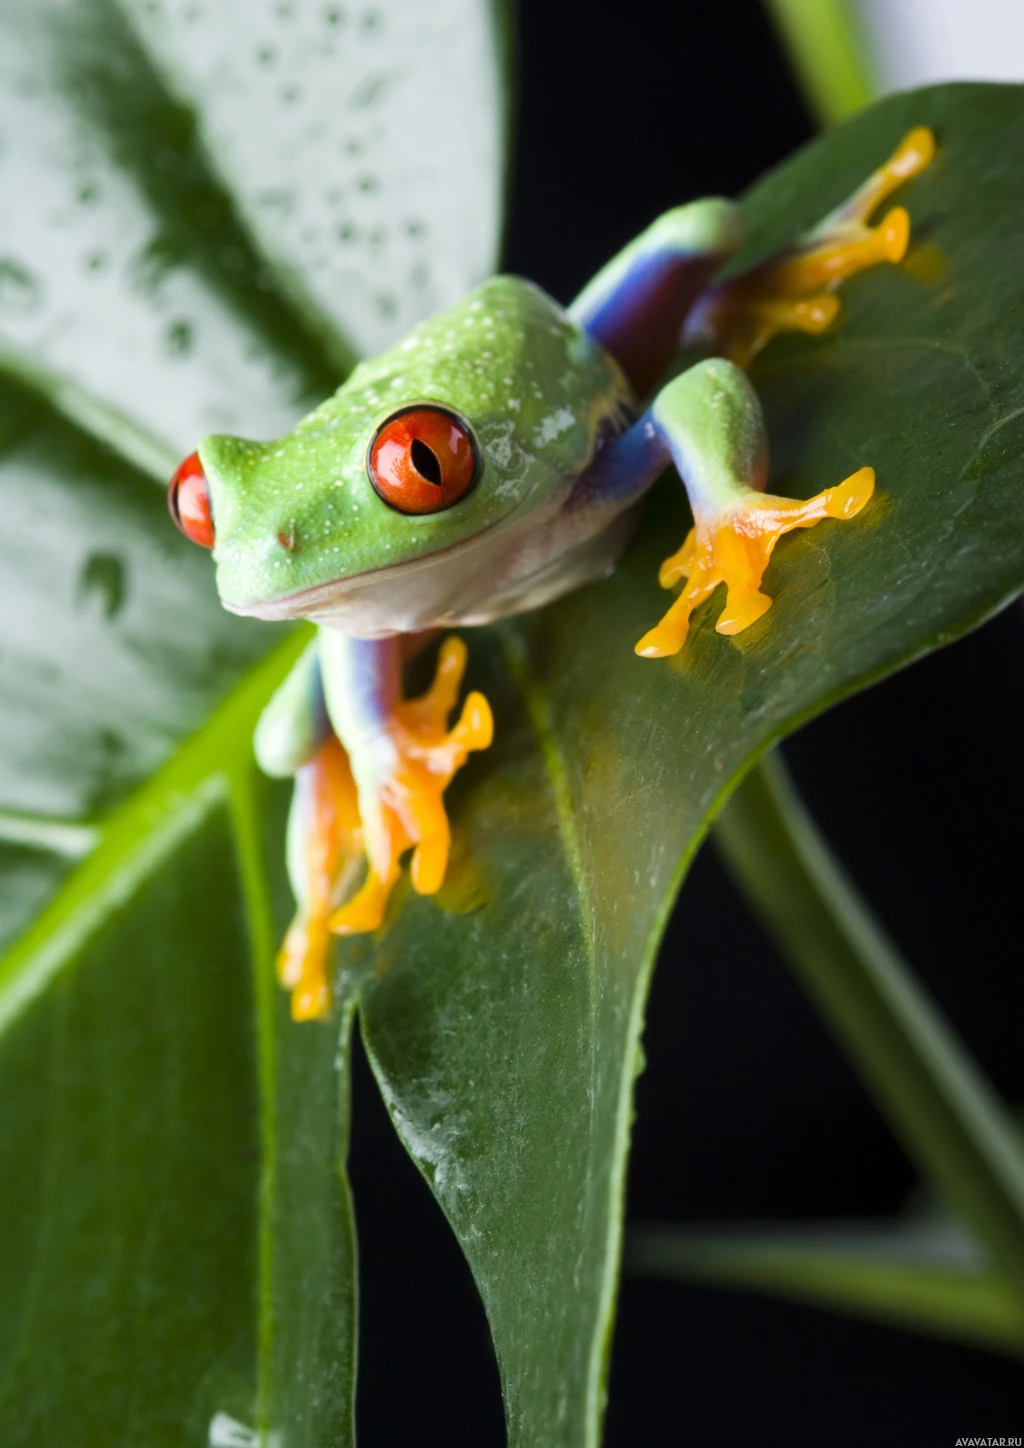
635,358 -> 874,658
277,733 -> 362,1021
685,127 -> 935,369
568,197 -> 743,396
257,638 -> 363,1021
254,636 -> 328,777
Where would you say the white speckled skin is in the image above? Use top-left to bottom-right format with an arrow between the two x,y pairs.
199,276 -> 634,634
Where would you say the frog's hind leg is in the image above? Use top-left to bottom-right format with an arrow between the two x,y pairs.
254,639 -> 363,1020
278,735 -> 364,1021
568,197 -> 743,397
318,633 -> 493,939
634,358 -> 873,657
686,126 -> 935,369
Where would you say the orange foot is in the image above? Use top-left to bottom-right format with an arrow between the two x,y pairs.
687,127 -> 935,369
328,635 -> 493,937
635,467 -> 875,658
276,637 -> 492,1020
277,734 -> 364,1022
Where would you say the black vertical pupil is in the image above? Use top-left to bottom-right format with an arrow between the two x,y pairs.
411,438 -> 442,486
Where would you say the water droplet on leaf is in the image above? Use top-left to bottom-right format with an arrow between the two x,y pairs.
165,319 -> 194,356
78,553 -> 126,620
0,258 -> 41,312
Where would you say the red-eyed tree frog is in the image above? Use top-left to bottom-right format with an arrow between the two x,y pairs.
168,127 -> 934,1020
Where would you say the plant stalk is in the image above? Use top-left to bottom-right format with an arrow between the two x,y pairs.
714,753 -> 1024,1310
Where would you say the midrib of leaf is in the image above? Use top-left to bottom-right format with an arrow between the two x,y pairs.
498,620 -> 773,1444
497,625 -> 604,1445
0,627 -> 310,1037
0,345 -> 179,484
578,757 -> 755,1444
226,761 -> 280,1436
108,0 -> 360,380
498,627 -> 597,1005
0,810 -> 98,858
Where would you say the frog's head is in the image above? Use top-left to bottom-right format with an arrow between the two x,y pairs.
168,278 -> 627,631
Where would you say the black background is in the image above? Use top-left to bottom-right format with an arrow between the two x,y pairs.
350,2 -> 1024,1442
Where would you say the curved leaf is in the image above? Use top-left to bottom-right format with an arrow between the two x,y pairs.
359,83 -> 1024,1445
0,2 -> 507,1443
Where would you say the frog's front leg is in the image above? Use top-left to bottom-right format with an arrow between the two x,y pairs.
568,197 -> 743,396
638,360 -> 873,655
318,631 -> 492,939
580,358 -> 873,657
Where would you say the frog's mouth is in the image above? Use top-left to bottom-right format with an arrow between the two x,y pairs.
220,507 -> 519,625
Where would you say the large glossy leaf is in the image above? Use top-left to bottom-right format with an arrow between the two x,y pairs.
359,82 -> 1024,1444
0,2 -> 506,1444
3,43 -> 1024,1448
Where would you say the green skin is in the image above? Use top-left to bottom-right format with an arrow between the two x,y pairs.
201,277 -> 635,637
195,196 -> 782,908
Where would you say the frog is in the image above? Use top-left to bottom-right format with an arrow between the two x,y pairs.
168,126 -> 934,1021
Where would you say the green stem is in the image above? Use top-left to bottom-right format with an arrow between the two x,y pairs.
629,1223 -> 1024,1355
762,0 -> 876,125
714,753 -> 1024,1309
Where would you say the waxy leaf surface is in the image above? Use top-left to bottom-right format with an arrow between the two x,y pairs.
360,83 -> 1024,1445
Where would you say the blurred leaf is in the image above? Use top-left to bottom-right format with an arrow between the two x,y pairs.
119,0 -> 508,365
715,753 -> 1024,1306
629,1219 -> 1024,1355
0,2 -> 507,1444
762,0 -> 875,124
0,0 -> 506,461
360,83 -> 1024,1444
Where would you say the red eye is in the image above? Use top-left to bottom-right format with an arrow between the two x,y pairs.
367,406 -> 479,515
168,451 -> 215,549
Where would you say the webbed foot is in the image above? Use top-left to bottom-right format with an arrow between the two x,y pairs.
277,735 -> 363,1021
329,636 -> 493,936
687,127 -> 935,369
635,466 -> 874,657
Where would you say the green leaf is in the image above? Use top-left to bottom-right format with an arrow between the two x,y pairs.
628,1219 -> 1024,1355
4,34 -> 1024,1448
715,753 -> 1024,1307
0,1 -> 506,1443
359,83 -> 1024,1444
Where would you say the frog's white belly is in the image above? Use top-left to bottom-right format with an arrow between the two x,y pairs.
229,493 -> 637,636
